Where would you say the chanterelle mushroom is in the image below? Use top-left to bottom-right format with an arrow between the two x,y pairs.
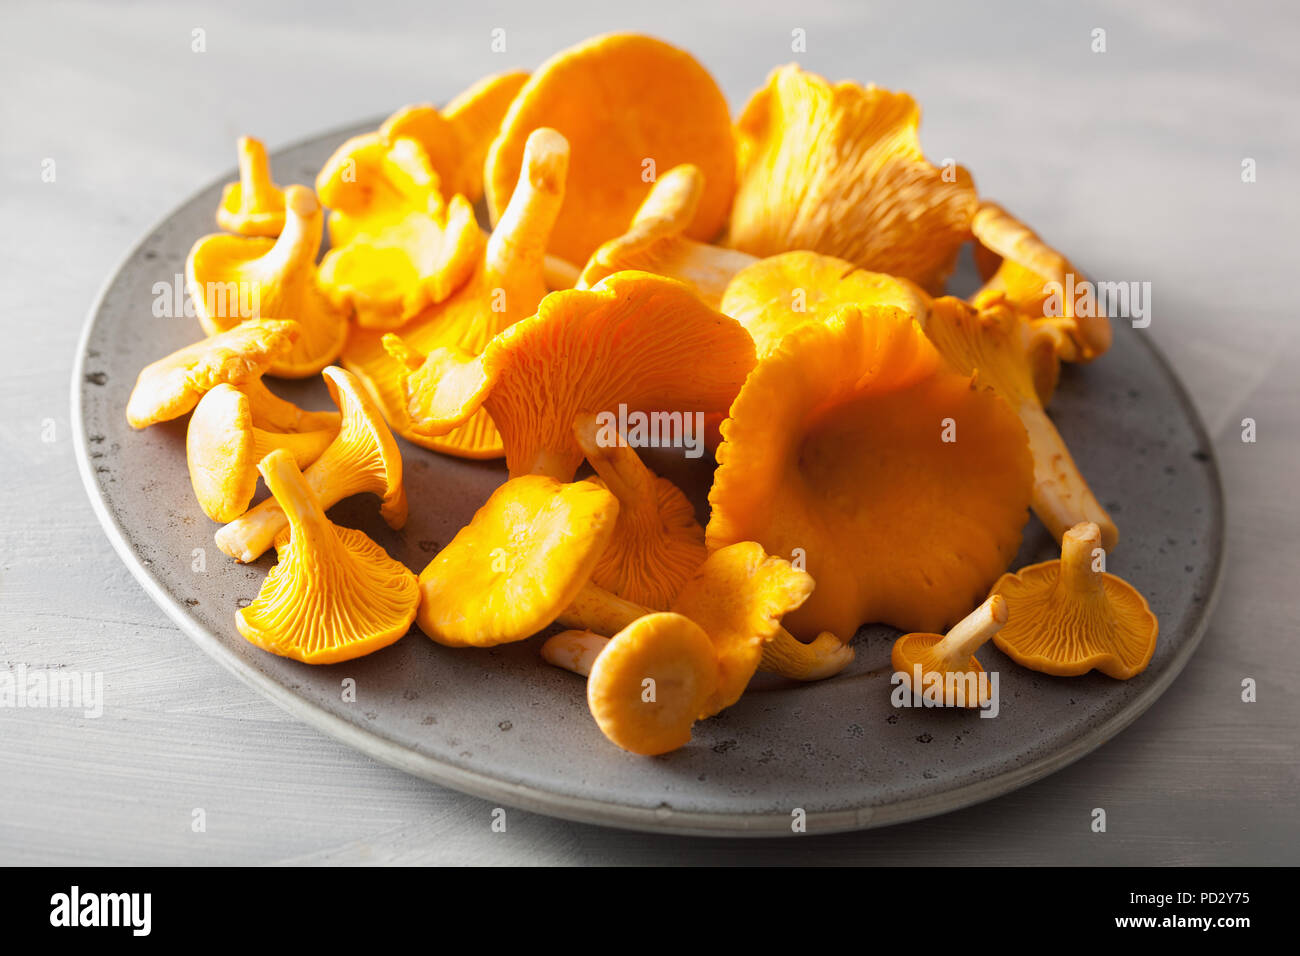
126,319 -> 298,429
708,304 -> 1033,638
389,271 -> 755,480
971,201 -> 1112,363
924,295 -> 1118,549
416,475 -> 620,647
553,542 -> 853,684
891,594 -> 1007,708
720,249 -> 933,358
577,164 -> 756,309
317,137 -> 483,329
727,64 -> 978,294
216,137 -> 286,237
485,32 -> 735,265
992,522 -> 1157,679
186,383 -> 335,523
236,449 -> 418,664
335,71 -> 529,208
187,185 -> 348,377
573,413 -> 705,609
587,612 -> 718,756
214,366 -> 407,563
342,127 -> 569,458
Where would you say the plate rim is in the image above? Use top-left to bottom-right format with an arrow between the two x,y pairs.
70,122 -> 1228,838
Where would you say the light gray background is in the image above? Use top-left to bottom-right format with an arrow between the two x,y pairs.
2,0 -> 1296,864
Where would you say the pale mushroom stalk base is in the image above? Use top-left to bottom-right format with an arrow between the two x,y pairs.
1058,522 -> 1108,597
1020,401 -> 1119,551
236,137 -> 279,212
555,582 -> 853,681
931,594 -> 1008,667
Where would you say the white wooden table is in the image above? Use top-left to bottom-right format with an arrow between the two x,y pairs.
2,0 -> 1296,864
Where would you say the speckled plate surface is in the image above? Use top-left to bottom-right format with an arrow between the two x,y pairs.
72,123 -> 1225,836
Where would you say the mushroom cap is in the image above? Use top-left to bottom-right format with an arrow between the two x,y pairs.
971,202 -> 1112,363
708,304 -> 1033,638
416,475 -> 620,647
186,384 -> 258,522
396,271 -> 756,480
992,522 -> 1157,679
341,128 -> 569,459
186,384 -> 335,523
728,64 -> 977,294
318,365 -> 407,528
318,141 -> 483,329
485,32 -> 735,265
381,70 -> 529,202
236,449 -> 418,664
125,318 -> 300,429
586,612 -> 718,756
217,136 -> 286,237
186,186 -> 348,378
670,542 -> 814,715
720,249 -> 933,358
573,413 -> 706,609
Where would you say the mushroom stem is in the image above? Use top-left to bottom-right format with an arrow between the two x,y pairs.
1020,403 -> 1119,550
630,164 -> 703,234
243,378 -> 341,433
556,583 -> 645,635
248,425 -> 334,469
485,128 -> 568,279
1058,521 -> 1107,597
931,594 -> 1008,667
540,630 -> 608,676
759,631 -> 855,681
237,136 -> 278,211
260,447 -> 329,545
543,254 -> 580,290
259,186 -> 321,279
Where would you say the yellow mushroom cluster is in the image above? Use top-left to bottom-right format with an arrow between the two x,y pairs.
126,33 -> 1159,757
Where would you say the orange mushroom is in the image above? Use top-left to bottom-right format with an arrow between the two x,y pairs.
415,475 -> 619,647
186,186 -> 348,377
708,304 -> 1033,639
186,383 -> 334,522
891,594 -> 1007,708
992,522 -> 1158,679
484,33 -> 735,264
236,449 -> 418,664
971,202 -> 1112,363
924,295 -> 1118,549
126,319 -> 299,429
341,127 -> 569,459
216,137 -> 285,237
720,249 -> 933,358
577,164 -> 756,309
727,64 -> 977,294
214,366 -> 406,563
374,71 -> 529,204
572,412 -> 705,609
389,271 -> 755,480
317,137 -> 482,329
552,542 -> 853,684
586,613 -> 719,756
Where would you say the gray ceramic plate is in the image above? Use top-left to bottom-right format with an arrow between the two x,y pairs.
73,122 -> 1225,836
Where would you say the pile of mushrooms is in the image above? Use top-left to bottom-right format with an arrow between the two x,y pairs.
125,32 -> 1159,756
